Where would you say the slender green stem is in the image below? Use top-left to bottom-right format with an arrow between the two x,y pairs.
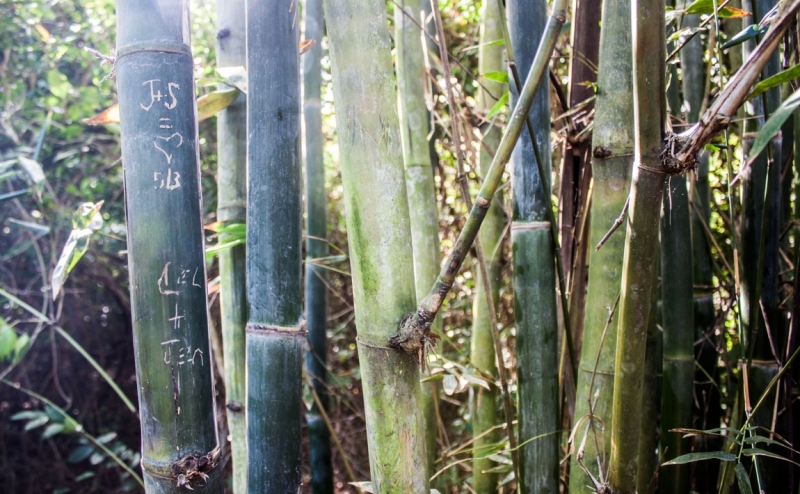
607,0 -> 665,491
303,0 -> 333,491
569,0 -> 635,489
215,1 -> 247,491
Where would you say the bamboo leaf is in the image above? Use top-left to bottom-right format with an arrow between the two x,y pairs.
722,23 -> 767,50
84,103 -> 120,125
0,323 -> 17,360
748,63 -> 800,101
747,87 -> 800,164
197,88 -> 240,121
0,189 -> 29,203
17,157 -> 45,185
662,450 -> 737,465
41,423 -> 64,439
51,228 -> 93,300
442,374 -> 458,396
300,39 -> 316,54
685,0 -> 750,17
742,447 -> 800,466
8,218 -> 50,236
486,90 -> 509,119
23,414 -> 49,431
67,445 -> 94,463
12,333 -> 30,364
735,463 -> 753,494
482,71 -> 509,84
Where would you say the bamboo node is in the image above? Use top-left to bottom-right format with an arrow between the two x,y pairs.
169,446 -> 221,489
660,132 -> 697,175
389,310 -> 441,371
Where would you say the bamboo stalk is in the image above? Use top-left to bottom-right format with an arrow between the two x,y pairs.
394,0 -> 442,478
215,1 -> 247,491
607,0 -> 666,491
303,0 -> 333,491
114,1 -> 222,490
569,0 -> 635,489
636,254 -> 661,494
659,172 -> 694,494
738,7 -> 782,487
245,0 -> 304,491
505,0 -> 559,491
322,0 -> 429,489
467,1 -> 506,490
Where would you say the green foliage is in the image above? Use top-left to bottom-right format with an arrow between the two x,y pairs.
747,87 -> 800,164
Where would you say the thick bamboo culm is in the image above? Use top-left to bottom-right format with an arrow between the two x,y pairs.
506,0 -> 559,491
394,0 -> 441,477
568,0 -> 634,489
659,171 -> 694,493
245,0 -> 304,491
114,1 -> 221,491
302,0 -> 334,491
215,0 -> 247,491
323,0 -> 430,489
607,0 -> 666,491
468,1 -> 505,490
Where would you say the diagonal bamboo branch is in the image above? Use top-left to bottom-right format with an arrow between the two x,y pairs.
391,0 -> 568,360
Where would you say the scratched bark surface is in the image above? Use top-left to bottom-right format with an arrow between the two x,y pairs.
394,0 -> 441,476
323,0 -> 429,489
507,0 -> 559,491
115,1 -> 220,492
245,0 -> 304,492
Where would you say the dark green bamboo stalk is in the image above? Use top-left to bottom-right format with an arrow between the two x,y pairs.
245,0 -> 303,491
394,0 -> 566,368
394,0 -> 441,477
115,1 -> 221,491
738,8 -> 782,487
322,0 -> 429,489
215,1 -> 247,491
659,171 -> 694,494
506,0 -> 558,491
569,0 -> 634,489
680,3 -> 721,488
467,1 -> 505,490
607,0 -> 665,491
303,0 -> 333,491
636,254 -> 661,494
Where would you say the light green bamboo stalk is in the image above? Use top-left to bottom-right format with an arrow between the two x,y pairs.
394,0 -> 440,477
303,0 -> 333,491
245,0 -> 304,491
114,1 -> 222,490
467,1 -> 506,490
569,0 -> 634,489
322,0 -> 429,489
607,0 -> 665,491
505,0 -> 558,491
215,1 -> 247,491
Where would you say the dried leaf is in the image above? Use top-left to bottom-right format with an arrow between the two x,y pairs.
84,103 -> 120,125
300,39 -> 316,55
197,88 -> 240,121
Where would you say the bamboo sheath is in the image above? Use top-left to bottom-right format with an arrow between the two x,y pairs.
607,0 -> 666,491
215,0 -> 247,491
303,0 -> 334,491
506,0 -> 559,492
245,0 -> 304,491
569,0 -> 634,489
394,0 -> 441,476
115,1 -> 221,491
323,0 -> 429,489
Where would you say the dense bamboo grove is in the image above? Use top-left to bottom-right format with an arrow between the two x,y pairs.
9,0 -> 800,492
